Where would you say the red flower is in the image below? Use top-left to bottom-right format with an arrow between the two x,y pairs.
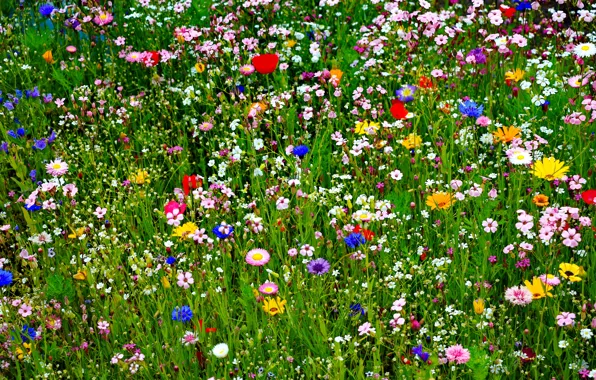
182,174 -> 203,196
418,76 -> 433,89
390,99 -> 408,120
581,189 -> 596,205
251,54 -> 279,74
142,51 -> 161,67
520,347 -> 536,364
353,225 -> 375,241
500,5 -> 516,18
205,327 -> 217,333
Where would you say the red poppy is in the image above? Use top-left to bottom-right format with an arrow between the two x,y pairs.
500,5 -> 516,18
182,174 -> 203,196
142,51 -> 161,67
390,99 -> 408,120
251,54 -> 279,74
581,189 -> 596,205
520,347 -> 536,364
353,225 -> 375,240
418,76 -> 433,89
205,327 -> 217,333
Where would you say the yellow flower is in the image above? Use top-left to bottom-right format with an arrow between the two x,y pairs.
42,50 -> 54,64
505,68 -> 525,82
401,134 -> 422,149
354,120 -> 380,135
195,62 -> 205,73
172,222 -> 198,239
16,343 -> 31,360
493,126 -> 521,143
532,194 -> 549,207
473,299 -> 485,315
286,39 -> 297,48
130,169 -> 150,185
532,157 -> 569,181
73,269 -> 87,281
523,277 -> 553,299
559,263 -> 582,282
68,227 -> 86,239
425,192 -> 455,210
161,276 -> 171,289
262,297 -> 287,316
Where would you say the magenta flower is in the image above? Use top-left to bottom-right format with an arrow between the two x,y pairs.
444,344 -> 471,364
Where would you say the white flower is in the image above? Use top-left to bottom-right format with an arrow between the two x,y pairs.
574,43 -> 596,58
580,328 -> 593,340
212,343 -> 229,358
508,148 -> 532,165
558,340 -> 569,348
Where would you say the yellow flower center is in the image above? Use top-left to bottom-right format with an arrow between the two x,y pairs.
517,155 -> 525,160
100,14 -> 107,20
252,254 -> 263,261
264,287 -> 273,292
53,164 -> 61,169
581,45 -> 590,51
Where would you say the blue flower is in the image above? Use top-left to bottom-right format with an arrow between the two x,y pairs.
166,256 -> 176,265
39,3 -> 55,17
3,102 -> 14,111
47,130 -> 56,144
212,224 -> 234,239
344,233 -> 366,249
0,142 -> 8,153
16,127 -> 26,137
458,100 -> 484,118
21,325 -> 37,342
33,139 -> 47,150
7,130 -> 17,139
395,85 -> 417,103
514,0 -> 532,11
0,270 -> 13,287
412,344 -> 430,362
25,204 -> 41,212
349,303 -> 366,317
292,145 -> 309,158
171,305 -> 193,323
29,170 -> 37,182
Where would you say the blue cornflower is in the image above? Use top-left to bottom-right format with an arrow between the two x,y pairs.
33,139 -> 47,150
292,145 -> 309,158
47,130 -> 56,144
43,93 -> 53,103
25,204 -> 41,212
15,90 -> 22,99
235,85 -> 245,94
344,233 -> 366,249
212,224 -> 234,239
458,100 -> 484,118
166,256 -> 176,265
0,270 -> 13,287
39,3 -> 55,17
16,127 -> 26,137
0,142 -> 8,153
3,102 -> 14,111
7,130 -> 17,139
171,305 -> 193,323
412,344 -> 430,362
21,325 -> 37,342
514,0 -> 532,11
29,170 -> 37,182
349,303 -> 366,317
395,85 -> 417,103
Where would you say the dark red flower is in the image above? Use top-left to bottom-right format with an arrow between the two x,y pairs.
581,189 -> 596,205
182,174 -> 202,196
520,347 -> 536,364
251,54 -> 279,74
142,51 -> 161,67
390,99 -> 408,120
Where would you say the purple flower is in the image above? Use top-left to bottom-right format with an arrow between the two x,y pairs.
395,85 -> 417,103
307,258 -> 330,275
39,3 -> 55,17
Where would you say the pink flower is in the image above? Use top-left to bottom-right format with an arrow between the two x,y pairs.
93,12 -> 114,26
358,322 -> 376,336
258,282 -> 278,295
556,312 -> 575,327
164,201 -> 186,227
94,207 -> 107,219
177,272 -> 194,289
505,286 -> 533,306
561,228 -> 581,248
245,248 -> 270,266
18,304 -> 33,318
482,218 -> 498,233
476,116 -> 491,127
445,345 -> 471,364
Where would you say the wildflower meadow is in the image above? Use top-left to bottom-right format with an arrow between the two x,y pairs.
1,0 -> 596,378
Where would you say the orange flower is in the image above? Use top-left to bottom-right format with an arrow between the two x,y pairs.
42,50 -> 54,64
532,194 -> 549,207
418,76 -> 433,89
426,192 -> 455,210
493,126 -> 521,143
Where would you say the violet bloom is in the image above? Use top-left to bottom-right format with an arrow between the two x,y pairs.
307,258 -> 330,275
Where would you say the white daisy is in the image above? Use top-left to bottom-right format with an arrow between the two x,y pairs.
574,43 -> 596,58
508,148 -> 532,165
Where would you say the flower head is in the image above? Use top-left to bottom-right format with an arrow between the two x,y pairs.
532,157 -> 569,181
559,263 -> 582,282
523,277 -> 553,299
246,248 -> 271,266
354,120 -> 380,135
445,345 -> 471,364
401,134 -> 422,149
262,297 -> 287,316
292,145 -> 309,158
172,222 -> 198,239
306,258 -> 330,275
258,282 -> 279,295
0,270 -> 13,287
505,286 -> 533,306
426,192 -> 455,210
46,159 -> 69,176
493,126 -> 521,143
458,100 -> 484,117
574,43 -> 596,58
212,343 -> 229,358
172,305 -> 193,323
251,54 -> 279,74
395,85 -> 417,103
